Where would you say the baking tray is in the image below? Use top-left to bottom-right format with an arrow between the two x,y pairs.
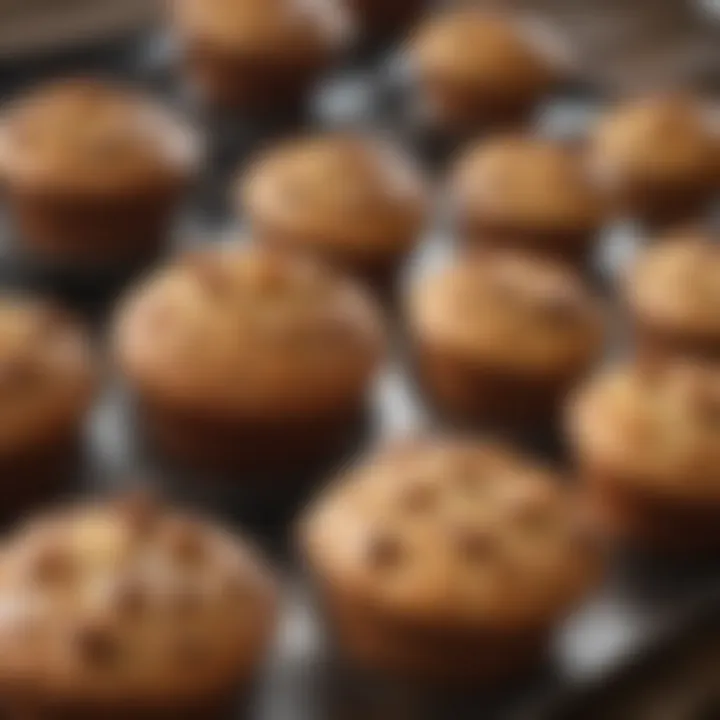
1,19 -> 720,720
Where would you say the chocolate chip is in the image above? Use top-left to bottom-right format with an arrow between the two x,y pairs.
74,622 -> 120,667
398,481 -> 437,513
27,545 -> 74,585
111,578 -> 147,618
506,494 -> 552,533
452,526 -> 496,563
365,532 -> 404,570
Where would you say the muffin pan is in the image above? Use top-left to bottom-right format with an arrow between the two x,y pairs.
0,14 -> 719,720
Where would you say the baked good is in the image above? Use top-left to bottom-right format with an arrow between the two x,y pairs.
406,8 -> 560,134
170,0 -> 352,112
113,245 -> 385,476
0,492 -> 277,717
344,0 -> 427,42
568,362 -> 720,552
450,135 -> 605,267
0,79 -> 199,270
407,252 -> 605,433
239,133 -> 429,295
0,296 -> 95,515
300,437 -> 601,684
626,229 -> 720,362
589,94 -> 719,227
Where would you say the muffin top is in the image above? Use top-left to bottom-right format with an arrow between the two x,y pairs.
408,253 -> 604,374
302,437 -> 599,630
0,298 -> 95,453
241,134 -> 429,262
0,493 -> 277,705
115,245 -> 385,416
627,230 -> 720,339
409,9 -> 558,98
451,136 -> 604,235
569,362 -> 720,500
172,0 -> 351,58
590,94 -> 719,188
0,79 -> 199,194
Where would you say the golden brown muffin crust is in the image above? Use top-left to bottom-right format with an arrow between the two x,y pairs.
409,10 -> 558,102
240,133 -> 429,261
0,298 -> 95,454
451,135 -> 604,235
568,362 -> 720,501
408,253 -> 605,374
627,230 -> 720,338
590,94 -> 719,189
171,0 -> 352,58
114,246 -> 385,417
0,79 -> 199,195
0,493 -> 277,709
302,438 -> 598,631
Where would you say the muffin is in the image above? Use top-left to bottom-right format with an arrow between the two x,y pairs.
568,362 -> 720,552
345,0 -> 427,42
406,9 -> 560,134
589,94 -> 719,227
626,229 -> 720,362
450,135 -> 605,267
0,297 -> 95,515
114,245 -> 385,476
300,437 -> 601,684
0,79 -> 198,271
407,253 -> 605,433
170,0 -> 352,112
239,133 -> 429,295
0,492 -> 278,717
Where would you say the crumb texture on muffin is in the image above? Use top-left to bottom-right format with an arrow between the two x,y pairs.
0,298 -> 95,453
409,253 -> 604,374
451,136 -> 603,235
115,246 -> 385,417
0,493 -> 277,711
303,438 -> 598,630
241,133 -> 428,262
628,230 -> 720,338
591,94 -> 719,189
0,79 -> 198,194
569,362 -> 720,500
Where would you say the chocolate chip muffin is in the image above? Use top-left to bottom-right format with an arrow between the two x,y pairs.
170,0 -> 352,112
406,8 -> 560,134
239,133 -> 429,295
626,229 -> 720,362
0,297 -> 95,515
0,492 -> 278,718
450,135 -> 605,267
0,79 -> 199,270
407,253 -> 605,434
300,437 -> 600,684
114,245 -> 385,476
589,94 -> 720,227
568,362 -> 720,552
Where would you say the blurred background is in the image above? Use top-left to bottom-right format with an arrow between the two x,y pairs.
0,1 -> 719,719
